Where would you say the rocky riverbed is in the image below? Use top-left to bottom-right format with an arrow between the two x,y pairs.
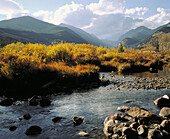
104,94 -> 170,139
0,69 -> 169,139
100,68 -> 170,90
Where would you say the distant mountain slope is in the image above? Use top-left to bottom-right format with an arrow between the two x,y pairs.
117,26 -> 154,47
0,16 -> 88,44
121,38 -> 139,47
59,23 -> 110,46
0,27 -> 68,47
139,23 -> 170,51
118,24 -> 168,48
0,28 -> 29,47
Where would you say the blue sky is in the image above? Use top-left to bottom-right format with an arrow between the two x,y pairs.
0,0 -> 170,40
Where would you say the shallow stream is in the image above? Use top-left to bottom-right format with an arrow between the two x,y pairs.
0,70 -> 170,139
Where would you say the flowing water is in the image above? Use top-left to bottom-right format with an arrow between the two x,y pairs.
0,70 -> 170,139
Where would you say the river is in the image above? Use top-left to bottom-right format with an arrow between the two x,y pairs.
0,70 -> 170,139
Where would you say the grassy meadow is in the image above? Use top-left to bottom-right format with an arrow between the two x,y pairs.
0,42 -> 169,97
0,42 -> 169,77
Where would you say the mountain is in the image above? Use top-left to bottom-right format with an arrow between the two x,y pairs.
117,26 -> 154,48
138,23 -> 170,51
0,16 -> 88,46
0,27 -> 68,47
117,24 -> 168,48
0,28 -> 29,47
101,39 -> 116,47
59,23 -> 111,47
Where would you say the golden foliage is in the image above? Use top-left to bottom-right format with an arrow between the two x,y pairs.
0,42 -> 169,78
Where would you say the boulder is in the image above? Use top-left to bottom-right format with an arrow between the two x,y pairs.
137,125 -> 148,137
25,126 -> 42,136
130,122 -> 138,130
159,107 -> 170,118
162,95 -> 170,99
154,97 -> 170,108
124,106 -> 156,119
23,114 -> 32,120
40,98 -> 51,107
104,116 -> 117,125
0,98 -> 13,106
122,127 -> 138,138
114,113 -> 131,121
29,96 -> 39,106
160,120 -> 170,132
9,126 -> 17,131
52,117 -> 62,123
112,134 -> 119,139
29,99 -> 39,106
103,117 -> 116,137
148,129 -> 163,139
73,116 -> 84,126
117,106 -> 130,112
100,80 -> 110,86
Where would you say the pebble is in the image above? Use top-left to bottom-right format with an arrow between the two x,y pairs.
78,131 -> 89,136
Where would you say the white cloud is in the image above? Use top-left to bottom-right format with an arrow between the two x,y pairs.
135,8 -> 170,29
84,14 -> 141,40
0,0 -> 29,19
32,10 -> 53,23
86,0 -> 125,15
125,7 -> 148,16
32,1 -> 95,28
53,1 -> 84,25
0,0 -> 169,42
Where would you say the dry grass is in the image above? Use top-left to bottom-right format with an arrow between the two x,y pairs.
0,42 -> 169,79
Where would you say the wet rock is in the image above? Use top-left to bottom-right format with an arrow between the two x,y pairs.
162,95 -> 170,99
117,106 -> 130,112
137,125 -> 148,137
40,98 -> 51,107
148,129 -> 163,139
0,98 -> 13,106
122,127 -> 138,138
100,80 -> 110,86
112,134 -> 119,139
25,126 -> 42,136
29,99 -> 39,106
160,120 -> 170,132
52,117 -> 62,123
114,113 -> 131,121
100,74 -> 104,79
154,97 -> 170,108
159,107 -> 170,118
103,117 -> 116,137
9,126 -> 17,131
73,116 -> 84,126
129,122 -> 138,130
124,106 -> 156,119
23,114 -> 31,120
124,100 -> 134,103
123,122 -> 132,127
104,116 -> 118,125
78,131 -> 89,137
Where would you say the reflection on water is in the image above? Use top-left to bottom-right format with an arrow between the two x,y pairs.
0,69 -> 170,139
112,66 -> 170,78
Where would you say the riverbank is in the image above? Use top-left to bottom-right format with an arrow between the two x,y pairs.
0,42 -> 169,98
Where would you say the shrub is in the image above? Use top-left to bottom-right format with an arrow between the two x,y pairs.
118,43 -> 124,53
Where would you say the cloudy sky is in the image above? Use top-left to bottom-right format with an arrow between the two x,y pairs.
0,0 -> 170,41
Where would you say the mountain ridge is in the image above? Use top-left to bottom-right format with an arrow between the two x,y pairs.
0,16 -> 113,47
117,23 -> 169,48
